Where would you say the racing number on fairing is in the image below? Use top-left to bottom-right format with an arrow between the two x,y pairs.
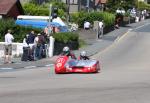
56,58 -> 65,68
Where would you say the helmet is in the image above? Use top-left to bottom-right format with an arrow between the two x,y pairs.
80,51 -> 87,57
63,46 -> 70,52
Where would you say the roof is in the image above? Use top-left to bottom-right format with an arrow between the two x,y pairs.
0,0 -> 18,15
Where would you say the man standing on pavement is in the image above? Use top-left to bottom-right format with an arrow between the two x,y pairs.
98,20 -> 104,39
4,29 -> 14,64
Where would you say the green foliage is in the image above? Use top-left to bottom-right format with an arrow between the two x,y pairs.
0,19 -> 78,43
70,11 -> 115,28
0,19 -> 41,42
23,1 -> 67,16
12,26 -> 42,42
106,0 -> 136,12
51,1 -> 67,11
137,1 -> 150,11
0,19 -> 16,42
53,32 -> 79,43
23,3 -> 49,16
79,39 -> 86,48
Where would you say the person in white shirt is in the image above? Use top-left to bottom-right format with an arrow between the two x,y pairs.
21,34 -> 30,61
98,20 -> 104,39
4,30 -> 14,64
84,21 -> 91,30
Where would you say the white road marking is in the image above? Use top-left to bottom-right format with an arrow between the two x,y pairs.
134,22 -> 150,30
14,62 -> 22,64
45,64 -> 54,67
24,66 -> 36,69
0,68 -> 14,70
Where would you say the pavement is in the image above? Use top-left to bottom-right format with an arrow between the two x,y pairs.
0,19 -> 149,70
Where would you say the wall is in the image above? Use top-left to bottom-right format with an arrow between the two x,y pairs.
0,42 -> 23,58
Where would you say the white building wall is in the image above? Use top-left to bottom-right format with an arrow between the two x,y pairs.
0,42 -> 23,58
138,0 -> 150,3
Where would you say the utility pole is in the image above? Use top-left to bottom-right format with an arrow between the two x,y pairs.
78,0 -> 81,11
86,0 -> 90,12
48,4 -> 52,36
67,0 -> 70,25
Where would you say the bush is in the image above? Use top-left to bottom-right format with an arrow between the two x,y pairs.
23,2 -> 67,17
52,32 -> 79,55
0,19 -> 15,42
0,19 -> 79,43
137,1 -> 150,11
53,32 -> 79,43
12,26 -> 42,42
23,3 -> 49,16
0,19 -> 42,42
70,11 -> 115,28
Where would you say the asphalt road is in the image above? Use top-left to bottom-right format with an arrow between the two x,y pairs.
0,23 -> 150,103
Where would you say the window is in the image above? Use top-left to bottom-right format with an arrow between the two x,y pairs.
0,15 -> 2,19
70,0 -> 78,4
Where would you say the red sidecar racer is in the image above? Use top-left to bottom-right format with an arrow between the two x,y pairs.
55,56 -> 100,74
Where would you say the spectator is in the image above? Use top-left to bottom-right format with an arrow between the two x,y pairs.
44,26 -> 52,36
98,20 -> 104,39
4,30 -> 14,64
26,30 -> 36,61
115,16 -> 120,29
130,7 -> 136,18
54,27 -> 60,33
84,21 -> 91,30
41,31 -> 48,58
21,34 -> 30,61
34,33 -> 45,60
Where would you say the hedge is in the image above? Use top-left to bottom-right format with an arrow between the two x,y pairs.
0,19 -> 42,42
137,1 -> 150,11
52,32 -> 79,43
53,32 -> 79,55
23,2 -> 67,19
70,11 -> 115,28
0,19 -> 80,45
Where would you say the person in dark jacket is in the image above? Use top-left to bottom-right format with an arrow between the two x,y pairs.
26,31 -> 36,61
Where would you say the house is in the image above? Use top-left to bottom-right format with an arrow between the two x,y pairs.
0,0 -> 24,19
138,0 -> 150,4
62,0 -> 107,12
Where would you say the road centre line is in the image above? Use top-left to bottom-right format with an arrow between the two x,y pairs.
115,30 -> 131,43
